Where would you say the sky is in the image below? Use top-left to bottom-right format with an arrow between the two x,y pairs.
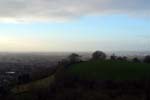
0,0 -> 150,52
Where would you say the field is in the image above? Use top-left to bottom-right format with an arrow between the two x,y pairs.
68,60 -> 150,80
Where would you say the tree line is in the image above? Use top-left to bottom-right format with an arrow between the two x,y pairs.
62,51 -> 150,64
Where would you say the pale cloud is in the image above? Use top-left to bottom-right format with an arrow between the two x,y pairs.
0,0 -> 149,23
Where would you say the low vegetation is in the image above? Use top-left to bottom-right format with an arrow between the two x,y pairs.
67,60 -> 150,80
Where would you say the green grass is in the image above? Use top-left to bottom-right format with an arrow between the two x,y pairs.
68,60 -> 150,80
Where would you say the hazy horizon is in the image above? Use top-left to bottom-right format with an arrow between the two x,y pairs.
0,51 -> 150,56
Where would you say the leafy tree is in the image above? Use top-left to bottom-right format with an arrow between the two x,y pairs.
92,51 -> 106,60
68,53 -> 81,63
144,55 -> 150,63
132,57 -> 140,63
117,56 -> 128,61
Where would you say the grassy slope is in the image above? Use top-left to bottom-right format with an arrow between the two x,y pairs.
10,65 -> 65,95
68,60 -> 150,80
11,74 -> 55,94
11,60 -> 150,94
9,61 -> 150,100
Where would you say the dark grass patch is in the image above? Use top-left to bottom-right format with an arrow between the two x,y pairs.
67,60 -> 150,80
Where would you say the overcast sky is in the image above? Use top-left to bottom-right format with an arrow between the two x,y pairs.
0,0 -> 150,52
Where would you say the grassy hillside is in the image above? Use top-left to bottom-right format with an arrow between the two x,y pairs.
7,61 -> 150,100
68,60 -> 150,80
11,74 -> 55,94
11,60 -> 150,94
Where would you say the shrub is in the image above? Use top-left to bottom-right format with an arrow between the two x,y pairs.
110,54 -> 117,60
